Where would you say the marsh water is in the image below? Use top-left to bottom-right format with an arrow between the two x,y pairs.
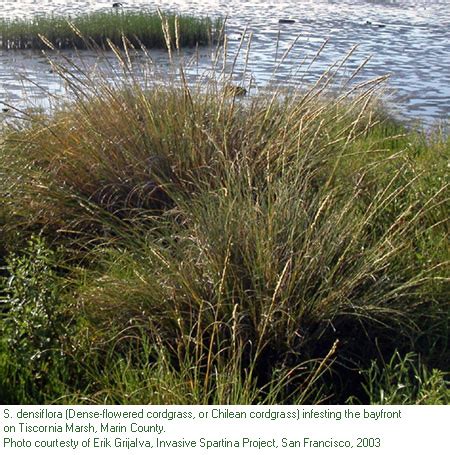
1,0 -> 449,125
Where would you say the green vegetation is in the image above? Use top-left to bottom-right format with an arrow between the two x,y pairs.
359,352 -> 449,405
0,45 -> 448,404
0,10 -> 223,50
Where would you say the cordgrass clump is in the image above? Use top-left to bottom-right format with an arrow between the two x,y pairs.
0,10 -> 223,50
0,43 -> 448,404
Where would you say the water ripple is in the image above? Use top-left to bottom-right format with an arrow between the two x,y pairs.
1,0 -> 449,125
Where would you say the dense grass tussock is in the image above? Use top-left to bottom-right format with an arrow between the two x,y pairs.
0,51 -> 449,404
0,10 -> 223,50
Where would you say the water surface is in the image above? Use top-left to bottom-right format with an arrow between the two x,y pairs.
1,0 -> 449,125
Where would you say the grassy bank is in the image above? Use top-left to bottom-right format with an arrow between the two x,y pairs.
0,10 -> 223,50
0,49 -> 448,404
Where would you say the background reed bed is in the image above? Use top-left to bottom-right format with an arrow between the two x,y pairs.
0,10 -> 223,50
0,36 -> 448,404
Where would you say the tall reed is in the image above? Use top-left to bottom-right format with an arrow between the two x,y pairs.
0,35 -> 448,404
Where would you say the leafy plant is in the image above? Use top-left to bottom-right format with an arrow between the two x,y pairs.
1,236 -> 71,377
359,351 -> 449,405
